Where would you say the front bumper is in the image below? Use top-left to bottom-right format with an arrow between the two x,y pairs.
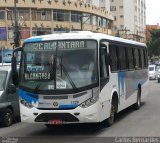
20,101 -> 101,124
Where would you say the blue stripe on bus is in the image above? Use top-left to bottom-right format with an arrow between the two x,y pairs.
118,72 -> 127,93
19,89 -> 39,104
135,80 -> 146,90
59,104 -> 78,109
24,37 -> 43,43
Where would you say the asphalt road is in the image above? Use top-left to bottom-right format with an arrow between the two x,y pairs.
0,80 -> 160,143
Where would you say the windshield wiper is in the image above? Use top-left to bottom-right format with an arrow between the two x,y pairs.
34,83 -> 41,94
59,64 -> 77,89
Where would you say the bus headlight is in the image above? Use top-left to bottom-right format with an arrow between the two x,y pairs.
80,94 -> 99,108
20,99 -> 33,109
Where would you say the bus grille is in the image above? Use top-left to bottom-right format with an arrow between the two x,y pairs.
35,113 -> 79,122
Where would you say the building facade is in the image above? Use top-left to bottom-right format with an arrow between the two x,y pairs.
110,0 -> 146,42
0,0 -> 113,49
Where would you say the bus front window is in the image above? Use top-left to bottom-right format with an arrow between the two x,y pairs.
20,40 -> 97,93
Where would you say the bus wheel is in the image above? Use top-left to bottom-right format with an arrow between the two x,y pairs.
2,108 -> 14,127
102,103 -> 115,127
134,89 -> 141,110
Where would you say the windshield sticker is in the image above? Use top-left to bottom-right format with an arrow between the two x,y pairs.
27,65 -> 44,72
48,85 -> 54,90
48,81 -> 67,90
24,72 -> 50,80
56,81 -> 67,89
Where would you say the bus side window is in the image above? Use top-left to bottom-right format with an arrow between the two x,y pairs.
109,44 -> 119,72
100,45 -> 109,78
100,44 -> 109,90
134,48 -> 140,69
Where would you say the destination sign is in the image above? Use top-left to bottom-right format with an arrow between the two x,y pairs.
24,72 -> 51,80
25,41 -> 87,51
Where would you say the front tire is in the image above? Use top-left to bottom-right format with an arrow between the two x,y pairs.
101,102 -> 115,127
2,108 -> 14,127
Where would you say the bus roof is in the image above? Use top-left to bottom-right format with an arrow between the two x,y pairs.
24,31 -> 146,47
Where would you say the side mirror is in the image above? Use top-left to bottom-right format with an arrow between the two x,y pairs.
7,84 -> 16,94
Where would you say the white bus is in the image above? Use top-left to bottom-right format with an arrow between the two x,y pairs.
12,31 -> 148,127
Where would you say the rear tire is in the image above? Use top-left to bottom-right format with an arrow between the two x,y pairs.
134,89 -> 141,110
2,108 -> 14,127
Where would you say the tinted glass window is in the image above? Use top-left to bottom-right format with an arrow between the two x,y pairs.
109,44 -> 119,72
119,47 -> 127,70
134,49 -> 140,69
128,48 -> 134,70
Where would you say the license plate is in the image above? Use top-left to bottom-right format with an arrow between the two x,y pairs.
48,119 -> 64,125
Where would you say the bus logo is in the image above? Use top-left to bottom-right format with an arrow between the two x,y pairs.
53,101 -> 58,107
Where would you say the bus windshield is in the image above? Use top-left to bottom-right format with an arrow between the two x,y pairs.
19,40 -> 97,92
0,71 -> 7,91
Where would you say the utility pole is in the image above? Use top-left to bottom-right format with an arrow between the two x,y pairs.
80,15 -> 83,31
80,14 -> 90,31
13,0 -> 20,48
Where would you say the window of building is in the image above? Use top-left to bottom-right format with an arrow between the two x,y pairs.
32,27 -> 51,36
0,10 -> 5,20
18,9 -> 30,21
120,25 -> 124,29
53,10 -> 69,22
40,11 -> 51,21
71,11 -> 81,22
8,27 -> 14,40
108,21 -> 112,29
92,15 -> 97,25
110,6 -> 116,11
102,18 -> 107,27
54,27 -> 69,33
0,27 -> 7,40
32,9 -> 51,21
7,9 -> 14,20
120,15 -> 124,18
98,16 -> 102,27
82,13 -> 91,24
